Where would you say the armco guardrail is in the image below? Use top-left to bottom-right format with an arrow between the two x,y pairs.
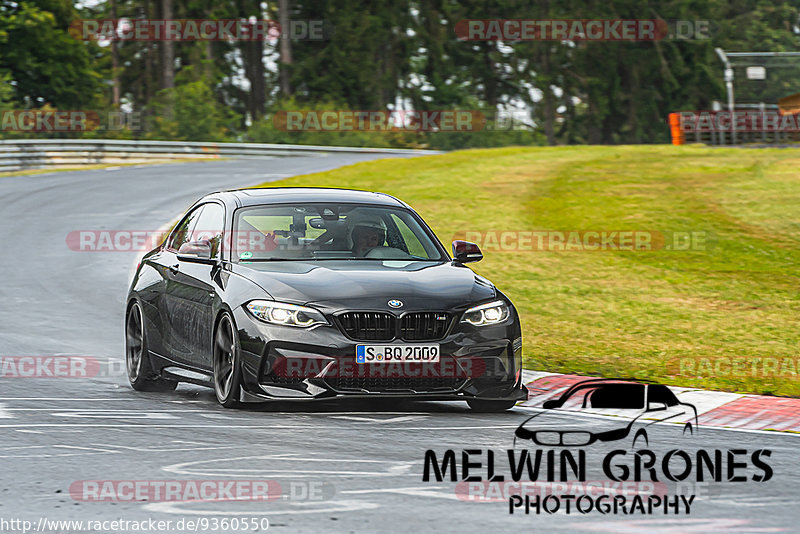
0,139 -> 441,173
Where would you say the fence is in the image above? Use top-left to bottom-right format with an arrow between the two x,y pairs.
0,139 -> 441,173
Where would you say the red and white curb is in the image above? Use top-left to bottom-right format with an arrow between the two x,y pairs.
522,370 -> 800,434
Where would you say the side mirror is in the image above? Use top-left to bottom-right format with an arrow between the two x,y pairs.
177,240 -> 214,264
647,401 -> 667,412
452,240 -> 483,263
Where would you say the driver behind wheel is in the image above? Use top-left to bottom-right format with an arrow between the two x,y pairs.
348,215 -> 387,257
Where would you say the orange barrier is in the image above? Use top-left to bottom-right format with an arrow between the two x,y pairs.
668,112 -> 684,145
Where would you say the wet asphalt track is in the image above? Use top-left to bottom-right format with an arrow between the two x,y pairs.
0,154 -> 797,533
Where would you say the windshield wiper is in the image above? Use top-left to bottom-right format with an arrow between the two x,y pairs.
239,257 -> 442,262
238,258 -> 315,262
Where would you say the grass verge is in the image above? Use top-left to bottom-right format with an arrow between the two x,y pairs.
255,145 -> 800,396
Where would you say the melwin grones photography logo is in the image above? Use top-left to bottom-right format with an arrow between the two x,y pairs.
420,380 -> 774,517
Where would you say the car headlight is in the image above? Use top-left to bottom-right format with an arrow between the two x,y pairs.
461,300 -> 509,326
246,300 -> 328,328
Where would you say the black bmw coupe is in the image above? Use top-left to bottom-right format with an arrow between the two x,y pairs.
125,188 -> 526,411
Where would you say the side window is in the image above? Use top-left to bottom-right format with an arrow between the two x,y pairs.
648,385 -> 679,407
190,203 -> 225,258
167,205 -> 204,252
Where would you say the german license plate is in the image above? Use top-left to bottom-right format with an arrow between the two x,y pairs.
356,345 -> 440,364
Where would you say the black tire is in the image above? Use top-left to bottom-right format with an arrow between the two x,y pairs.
632,428 -> 649,448
213,312 -> 243,408
126,301 -> 177,392
467,399 -> 517,412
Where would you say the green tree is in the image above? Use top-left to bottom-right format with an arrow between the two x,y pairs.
288,0 -> 414,109
0,0 -> 102,109
146,67 -> 234,141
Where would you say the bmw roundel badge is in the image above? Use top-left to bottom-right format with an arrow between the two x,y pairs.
388,299 -> 403,308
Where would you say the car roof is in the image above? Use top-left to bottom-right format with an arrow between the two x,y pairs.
213,187 -> 409,208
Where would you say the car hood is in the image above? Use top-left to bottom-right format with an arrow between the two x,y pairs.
232,260 -> 496,311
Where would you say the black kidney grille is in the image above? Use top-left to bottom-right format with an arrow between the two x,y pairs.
400,312 -> 451,341
338,312 -> 395,341
338,311 -> 451,341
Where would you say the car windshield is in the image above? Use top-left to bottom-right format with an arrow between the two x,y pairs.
232,203 -> 444,262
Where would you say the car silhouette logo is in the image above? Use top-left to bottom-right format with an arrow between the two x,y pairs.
514,379 -> 698,448
388,299 -> 403,308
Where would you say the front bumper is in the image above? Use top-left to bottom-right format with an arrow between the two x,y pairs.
232,306 -> 526,402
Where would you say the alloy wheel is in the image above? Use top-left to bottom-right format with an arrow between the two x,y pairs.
214,315 -> 236,401
126,303 -> 144,381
